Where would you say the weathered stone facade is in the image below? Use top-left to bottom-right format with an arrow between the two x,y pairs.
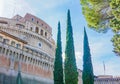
78,72 -> 120,84
0,13 -> 55,84
94,75 -> 120,84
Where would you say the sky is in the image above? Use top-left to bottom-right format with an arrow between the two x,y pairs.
0,0 -> 120,76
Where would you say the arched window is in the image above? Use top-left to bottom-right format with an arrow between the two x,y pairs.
35,27 -> 39,33
22,55 -> 24,61
37,21 -> 39,24
19,54 -> 22,60
25,56 -> 27,62
16,44 -> 21,49
9,51 -> 12,56
45,32 -> 47,37
41,29 -> 43,35
13,52 -> 16,57
16,24 -> 25,29
28,57 -> 30,62
3,39 -> 9,44
30,58 -> 32,62
11,41 -> 15,46
2,48 -> 5,54
6,49 -> 9,56
0,47 -> 2,53
32,18 -> 34,21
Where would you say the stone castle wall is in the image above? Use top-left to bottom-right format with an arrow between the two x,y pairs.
0,13 -> 55,84
0,73 -> 52,84
0,44 -> 54,83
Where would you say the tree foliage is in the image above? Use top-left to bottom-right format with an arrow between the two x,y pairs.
82,28 -> 94,84
54,22 -> 64,84
80,0 -> 120,56
64,10 -> 78,84
111,34 -> 120,56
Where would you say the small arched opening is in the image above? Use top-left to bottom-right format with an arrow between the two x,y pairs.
41,29 -> 43,35
35,27 -> 39,33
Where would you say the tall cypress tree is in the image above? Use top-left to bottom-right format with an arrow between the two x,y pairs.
54,22 -> 64,84
64,10 -> 78,84
16,58 -> 22,84
16,71 -> 22,84
82,27 -> 94,84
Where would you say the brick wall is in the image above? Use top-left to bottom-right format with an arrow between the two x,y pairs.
0,55 -> 53,80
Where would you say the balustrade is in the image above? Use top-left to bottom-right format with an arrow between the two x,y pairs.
0,41 -> 54,70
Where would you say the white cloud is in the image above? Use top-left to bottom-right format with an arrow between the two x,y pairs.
75,51 -> 83,70
93,57 -> 120,76
0,0 -> 4,16
0,0 -> 35,18
36,0 -> 69,9
90,42 -> 106,57
76,51 -> 82,60
74,36 -> 120,76
93,61 -> 104,75
89,37 -> 112,58
87,37 -> 120,76
105,57 -> 120,76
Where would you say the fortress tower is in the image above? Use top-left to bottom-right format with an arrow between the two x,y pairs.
0,13 -> 55,84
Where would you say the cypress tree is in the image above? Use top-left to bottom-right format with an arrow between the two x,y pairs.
54,22 -> 64,84
16,71 -> 22,84
82,27 -> 94,84
64,10 -> 78,84
16,60 -> 22,84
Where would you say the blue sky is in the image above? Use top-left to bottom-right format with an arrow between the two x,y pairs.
0,0 -> 120,76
